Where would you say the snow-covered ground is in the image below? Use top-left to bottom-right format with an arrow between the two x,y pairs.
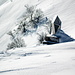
0,41 -> 75,75
0,0 -> 75,75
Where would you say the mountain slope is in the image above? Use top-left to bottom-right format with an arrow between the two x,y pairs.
44,0 -> 75,38
0,0 -> 75,51
0,0 -> 75,75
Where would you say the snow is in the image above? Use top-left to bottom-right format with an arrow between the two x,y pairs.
0,42 -> 75,75
0,0 -> 8,6
0,0 -> 75,75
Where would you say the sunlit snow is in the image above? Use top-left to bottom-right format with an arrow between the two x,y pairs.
0,0 -> 75,75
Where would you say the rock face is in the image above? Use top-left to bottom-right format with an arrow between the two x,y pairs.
43,16 -> 74,44
54,16 -> 61,33
50,16 -> 61,35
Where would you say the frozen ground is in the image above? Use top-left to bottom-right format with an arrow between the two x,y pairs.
0,0 -> 75,75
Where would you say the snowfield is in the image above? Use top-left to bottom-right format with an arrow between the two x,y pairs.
0,0 -> 75,75
0,42 -> 75,75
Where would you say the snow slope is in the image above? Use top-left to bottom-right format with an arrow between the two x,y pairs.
44,0 -> 75,38
0,0 -> 75,50
0,0 -> 75,75
37,0 -> 75,38
0,41 -> 75,75
0,0 -> 39,51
